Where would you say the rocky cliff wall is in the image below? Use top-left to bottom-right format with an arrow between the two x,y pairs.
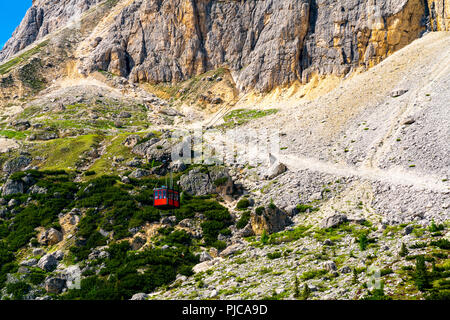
1,0 -> 449,92
0,0 -> 102,62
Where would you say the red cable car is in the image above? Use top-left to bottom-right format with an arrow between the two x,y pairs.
153,186 -> 180,210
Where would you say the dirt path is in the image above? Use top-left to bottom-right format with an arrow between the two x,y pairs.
279,154 -> 448,193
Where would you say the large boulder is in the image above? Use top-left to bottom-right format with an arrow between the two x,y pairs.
264,161 -> 287,180
1,179 -> 24,196
320,214 -> 348,229
38,228 -> 63,246
123,134 -> 142,148
11,120 -> 30,131
131,138 -> 177,163
37,254 -> 58,272
192,258 -> 223,273
219,243 -> 244,257
129,169 -> 151,179
20,258 -> 38,267
251,205 -> 291,235
2,155 -> 32,174
59,265 -> 82,290
180,167 -> 234,196
168,160 -> 187,172
45,277 -> 66,294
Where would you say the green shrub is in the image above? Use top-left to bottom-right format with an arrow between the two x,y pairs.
301,284 -> 311,300
380,268 -> 394,276
430,239 -> 450,250
6,281 -> 30,300
415,255 -> 430,291
236,198 -> 250,210
358,233 -> 369,251
301,269 -> 327,280
212,240 -> 227,250
255,207 -> 264,215
361,283 -> 392,300
429,220 -> 445,232
293,276 -> 300,299
213,177 -> 229,187
178,265 -> 194,277
29,270 -> 46,285
399,243 -> 409,257
410,242 -> 428,249
268,199 -> 276,210
260,230 -> 269,245
296,204 -> 318,213
267,251 -> 282,260
236,211 -> 250,229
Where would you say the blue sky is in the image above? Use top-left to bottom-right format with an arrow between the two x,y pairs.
0,1 -> 32,50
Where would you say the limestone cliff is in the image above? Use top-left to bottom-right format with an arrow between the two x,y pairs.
0,0 -> 102,62
1,0 -> 449,92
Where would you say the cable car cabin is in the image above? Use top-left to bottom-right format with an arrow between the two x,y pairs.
153,186 -> 180,210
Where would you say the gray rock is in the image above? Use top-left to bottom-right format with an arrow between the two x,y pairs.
160,216 -> 177,226
32,248 -> 45,257
323,261 -> 337,272
118,111 -> 132,118
53,250 -> 64,261
126,159 -> 142,167
38,228 -> 63,246
20,258 -> 38,267
8,198 -> 19,207
129,169 -> 151,179
220,243 -> 244,257
123,135 -> 142,148
264,162 -> 287,180
284,205 -> 299,216
28,185 -> 48,194
391,89 -> 408,97
121,176 -> 131,184
233,223 -> 255,238
404,225 -> 414,235
340,266 -> 352,274
45,277 -> 66,294
2,179 -> 25,196
321,214 -> 348,229
403,117 -> 416,125
37,254 -> 58,272
11,120 -> 30,131
168,160 -> 187,172
199,251 -> 213,262
251,206 -> 291,235
130,293 -> 148,300
99,228 -> 110,238
192,258 -> 223,273
18,266 -> 30,274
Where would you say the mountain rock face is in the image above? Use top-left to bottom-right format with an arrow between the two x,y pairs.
0,0 -> 102,62
1,0 -> 449,92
